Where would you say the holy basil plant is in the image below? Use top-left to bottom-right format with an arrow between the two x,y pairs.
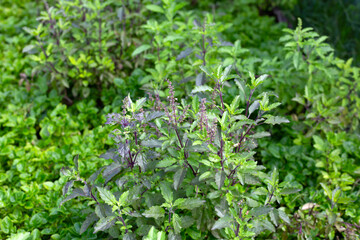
60,65 -> 297,239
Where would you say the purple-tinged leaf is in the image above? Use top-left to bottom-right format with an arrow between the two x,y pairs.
180,76 -> 194,84
99,148 -> 120,161
60,167 -> 72,176
141,139 -> 163,148
135,153 -> 147,171
80,213 -> 99,234
195,53 -> 202,59
88,166 -> 105,183
174,168 -> 187,190
62,180 -> 74,196
60,188 -> 87,206
93,216 -> 116,233
117,143 -> 129,158
195,73 -> 205,86
103,162 -> 122,185
145,111 -> 164,122
215,170 -> 225,190
83,184 -> 91,196
176,48 -> 192,61
116,176 -> 129,188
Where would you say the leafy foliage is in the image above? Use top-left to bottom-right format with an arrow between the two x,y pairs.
1,0 -> 360,239
61,69 -> 295,238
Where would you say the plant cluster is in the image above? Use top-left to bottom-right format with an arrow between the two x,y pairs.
1,0 -> 359,239
61,69 -> 296,239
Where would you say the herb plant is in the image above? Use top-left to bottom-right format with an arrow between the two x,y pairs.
60,65 -> 297,239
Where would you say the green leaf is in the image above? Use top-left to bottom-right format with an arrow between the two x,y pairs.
313,135 -> 326,151
220,111 -> 229,127
177,198 -> 205,210
235,79 -> 246,100
211,216 -> 232,230
220,65 -> 232,82
97,187 -> 117,206
264,116 -> 290,125
145,4 -> 164,13
157,158 -> 176,168
73,154 -> 79,172
278,209 -> 290,225
7,232 -> 31,240
143,206 -> 165,219
118,191 -> 130,207
248,100 -> 259,117
160,182 -> 173,203
199,171 -> 212,181
164,35 -> 184,42
199,65 -> 213,78
191,85 -> 213,94
157,231 -> 167,240
22,44 -> 36,53
254,74 -> 269,87
145,226 -> 157,239
192,95 -> 199,113
146,111 -> 164,122
250,132 -> 270,138
246,198 -> 260,207
132,44 -> 152,57
30,213 -> 48,227
180,216 -> 195,229
69,56 -> 77,65
252,187 -> 268,196
320,183 -> 332,199
1,216 -> 13,234
250,206 -> 273,217
123,233 -> 137,240
279,187 -> 300,195
215,170 -> 226,190
230,95 -> 241,113
141,139 -> 163,148
172,213 -> 182,234
135,97 -> 146,111
261,219 -> 275,232
269,209 -> 280,227
293,51 -> 300,69
93,216 -> 116,233
173,168 -> 187,191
